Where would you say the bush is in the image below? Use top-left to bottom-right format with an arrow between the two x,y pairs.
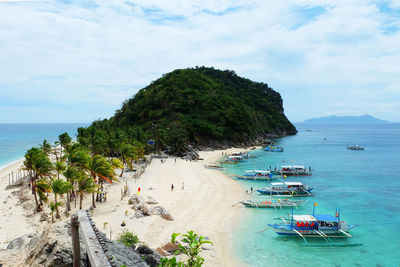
117,230 -> 140,247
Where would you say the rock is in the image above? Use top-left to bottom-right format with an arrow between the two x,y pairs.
146,196 -> 158,205
149,206 -> 162,215
137,203 -> 150,216
137,245 -> 154,255
39,213 -> 48,222
160,209 -> 173,221
143,253 -> 161,267
155,247 -> 168,256
128,195 -> 144,205
7,237 -> 25,250
160,242 -> 179,254
135,210 -> 144,218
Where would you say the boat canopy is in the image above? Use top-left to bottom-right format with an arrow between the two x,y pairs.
270,182 -> 303,186
292,215 -> 317,222
245,170 -> 269,173
229,156 -> 243,159
314,214 -> 337,222
281,165 -> 305,169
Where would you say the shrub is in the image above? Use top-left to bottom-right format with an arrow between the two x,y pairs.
117,230 -> 140,247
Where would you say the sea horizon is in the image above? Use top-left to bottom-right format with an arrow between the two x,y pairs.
0,123 -> 89,169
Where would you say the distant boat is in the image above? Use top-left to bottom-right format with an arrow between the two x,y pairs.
240,198 -> 305,209
273,165 -> 311,176
347,145 -> 365,150
257,182 -> 314,196
264,146 -> 283,152
231,151 -> 256,159
220,155 -> 246,164
234,170 -> 276,181
205,163 -> 223,169
267,207 -> 361,247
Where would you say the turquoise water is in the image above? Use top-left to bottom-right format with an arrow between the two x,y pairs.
226,124 -> 400,267
0,123 -> 89,168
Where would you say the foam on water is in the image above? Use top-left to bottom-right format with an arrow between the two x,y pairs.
224,123 -> 400,267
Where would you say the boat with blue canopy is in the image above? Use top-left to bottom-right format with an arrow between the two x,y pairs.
266,206 -> 361,247
257,182 -> 314,196
264,146 -> 283,152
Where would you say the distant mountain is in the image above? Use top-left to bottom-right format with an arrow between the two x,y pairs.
303,115 -> 390,124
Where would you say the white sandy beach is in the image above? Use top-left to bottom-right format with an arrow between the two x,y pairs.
0,148 -> 249,266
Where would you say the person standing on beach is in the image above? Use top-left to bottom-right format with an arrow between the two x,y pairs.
250,187 -> 253,193
171,184 -> 174,191
182,182 -> 184,190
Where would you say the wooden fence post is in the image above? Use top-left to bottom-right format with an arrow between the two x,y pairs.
71,214 -> 81,267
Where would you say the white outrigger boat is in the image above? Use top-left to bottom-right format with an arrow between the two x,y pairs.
257,182 -> 314,197
231,151 -> 256,159
205,163 -> 224,169
240,198 -> 305,209
219,155 -> 245,164
234,170 -> 277,181
273,165 -> 311,176
266,207 -> 361,247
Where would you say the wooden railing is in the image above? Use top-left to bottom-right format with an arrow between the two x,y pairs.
71,210 -> 115,267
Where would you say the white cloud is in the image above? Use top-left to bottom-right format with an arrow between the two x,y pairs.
0,0 -> 399,122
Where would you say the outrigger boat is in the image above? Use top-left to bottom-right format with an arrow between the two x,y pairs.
266,207 -> 361,247
264,146 -> 283,152
273,165 -> 311,176
257,182 -> 314,196
231,151 -> 256,159
234,170 -> 276,181
219,155 -> 245,164
205,163 -> 224,169
240,198 -> 305,209
347,145 -> 365,150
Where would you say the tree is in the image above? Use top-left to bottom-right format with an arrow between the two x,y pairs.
23,147 -> 53,212
54,161 -> 67,180
39,139 -> 52,156
118,143 -> 135,177
50,178 -> 72,219
76,174 -> 96,210
58,132 -> 72,156
87,155 -> 115,207
49,201 -> 63,223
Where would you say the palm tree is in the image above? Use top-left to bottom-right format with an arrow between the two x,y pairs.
24,147 -> 53,212
58,132 -> 72,157
87,155 -> 115,208
54,161 -> 67,180
76,174 -> 96,210
50,178 -> 72,219
39,139 -> 52,157
118,143 -> 135,177
36,178 -> 52,208
49,201 -> 63,223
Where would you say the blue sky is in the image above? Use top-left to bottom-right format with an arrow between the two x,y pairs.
0,0 -> 399,123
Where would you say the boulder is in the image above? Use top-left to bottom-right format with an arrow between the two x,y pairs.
146,196 -> 158,205
7,237 -> 25,250
39,212 -> 48,222
128,195 -> 144,205
160,242 -> 180,255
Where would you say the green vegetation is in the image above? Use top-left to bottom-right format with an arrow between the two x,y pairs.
23,131 -> 138,220
79,67 -> 296,155
159,230 -> 212,267
117,230 -> 140,247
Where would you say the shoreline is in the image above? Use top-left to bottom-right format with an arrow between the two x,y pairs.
0,148 -> 250,266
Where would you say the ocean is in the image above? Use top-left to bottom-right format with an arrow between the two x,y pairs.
0,123 -> 89,169
224,123 -> 400,267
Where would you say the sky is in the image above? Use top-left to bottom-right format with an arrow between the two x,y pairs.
0,0 -> 399,123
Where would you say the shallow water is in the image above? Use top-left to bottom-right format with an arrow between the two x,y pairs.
225,123 -> 400,267
0,123 -> 88,168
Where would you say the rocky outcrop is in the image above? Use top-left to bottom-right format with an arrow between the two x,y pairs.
129,196 -> 173,221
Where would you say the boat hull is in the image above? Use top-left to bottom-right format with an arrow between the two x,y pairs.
234,175 -> 276,181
